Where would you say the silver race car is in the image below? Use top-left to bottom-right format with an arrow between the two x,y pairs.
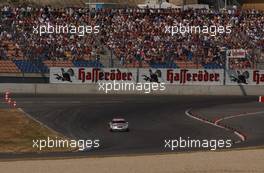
109,118 -> 129,132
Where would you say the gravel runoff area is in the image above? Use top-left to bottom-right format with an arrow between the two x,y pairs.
0,149 -> 263,173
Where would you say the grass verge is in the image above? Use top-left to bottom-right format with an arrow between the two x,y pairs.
0,108 -> 74,153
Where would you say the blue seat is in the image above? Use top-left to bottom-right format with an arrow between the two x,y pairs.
13,60 -> 41,73
73,60 -> 104,68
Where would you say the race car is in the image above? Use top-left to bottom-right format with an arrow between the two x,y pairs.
109,118 -> 129,132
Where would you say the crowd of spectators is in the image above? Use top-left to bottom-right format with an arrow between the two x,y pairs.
0,6 -> 263,69
99,8 -> 263,68
0,6 -> 102,62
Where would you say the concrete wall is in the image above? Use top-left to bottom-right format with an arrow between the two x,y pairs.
0,84 -> 37,94
0,83 -> 264,96
0,73 -> 49,77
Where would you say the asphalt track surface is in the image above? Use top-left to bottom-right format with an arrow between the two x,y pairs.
0,94 -> 264,159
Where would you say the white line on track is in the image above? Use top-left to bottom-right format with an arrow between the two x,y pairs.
0,101 -> 123,104
214,110 -> 264,124
185,109 -> 229,130
213,110 -> 264,142
18,108 -> 60,135
185,108 -> 246,143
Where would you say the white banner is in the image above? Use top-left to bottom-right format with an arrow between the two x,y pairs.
226,70 -> 264,85
138,68 -> 224,85
50,67 -> 137,84
227,49 -> 247,58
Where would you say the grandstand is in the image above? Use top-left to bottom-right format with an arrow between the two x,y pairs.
242,0 -> 264,10
198,0 -> 264,10
0,4 -> 263,76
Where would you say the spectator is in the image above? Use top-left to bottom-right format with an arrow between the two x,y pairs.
0,6 -> 262,69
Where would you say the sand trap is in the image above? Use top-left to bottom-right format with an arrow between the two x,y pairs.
0,149 -> 264,173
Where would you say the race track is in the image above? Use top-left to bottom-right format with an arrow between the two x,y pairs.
1,94 -> 264,158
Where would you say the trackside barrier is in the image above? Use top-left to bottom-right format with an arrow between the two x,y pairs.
49,67 -> 264,86
4,91 -> 9,101
1,83 -> 264,95
2,91 -> 17,108
259,96 -> 264,103
50,67 -> 225,85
